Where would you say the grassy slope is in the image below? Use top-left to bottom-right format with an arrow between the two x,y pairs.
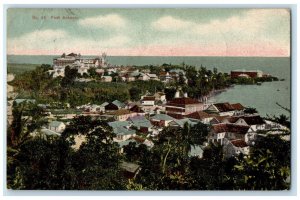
7,63 -> 40,75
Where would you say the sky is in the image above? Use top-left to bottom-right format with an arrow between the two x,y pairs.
7,8 -> 290,57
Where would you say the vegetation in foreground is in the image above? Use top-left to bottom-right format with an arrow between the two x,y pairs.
6,102 -> 291,190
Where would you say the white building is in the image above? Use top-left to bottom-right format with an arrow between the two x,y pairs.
48,121 -> 66,133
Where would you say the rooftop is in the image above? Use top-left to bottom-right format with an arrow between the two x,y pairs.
213,102 -> 235,112
150,114 -> 175,121
212,123 -> 250,134
142,96 -> 156,101
128,116 -> 153,128
41,128 -> 61,136
231,69 -> 263,73
111,100 -> 126,108
49,121 -> 64,127
167,97 -> 201,107
120,161 -> 140,174
186,111 -> 214,120
231,139 -> 248,148
108,109 -> 134,116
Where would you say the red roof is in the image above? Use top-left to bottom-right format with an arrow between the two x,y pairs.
224,115 -> 265,125
186,111 -> 213,120
129,105 -> 144,113
223,116 -> 240,123
231,139 -> 248,148
142,96 -> 155,101
212,124 -> 250,134
213,102 -> 234,112
231,103 -> 245,110
167,97 -> 201,107
213,102 -> 245,112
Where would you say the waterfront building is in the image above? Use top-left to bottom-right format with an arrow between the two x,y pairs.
53,52 -> 107,68
165,96 -> 204,119
205,102 -> 244,116
230,69 -> 263,78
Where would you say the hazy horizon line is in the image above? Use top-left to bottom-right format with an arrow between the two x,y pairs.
7,54 -> 290,58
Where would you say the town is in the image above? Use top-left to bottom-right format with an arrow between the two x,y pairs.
6,53 -> 290,190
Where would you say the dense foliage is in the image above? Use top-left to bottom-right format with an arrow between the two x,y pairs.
7,103 -> 290,190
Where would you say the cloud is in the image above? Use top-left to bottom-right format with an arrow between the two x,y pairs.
152,16 -> 193,31
78,14 -> 127,29
7,28 -> 131,55
150,9 -> 290,56
8,29 -> 68,53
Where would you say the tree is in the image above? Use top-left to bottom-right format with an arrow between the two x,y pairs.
164,87 -> 177,101
233,135 -> 290,190
129,87 -> 142,101
62,116 -> 126,190
61,66 -> 78,87
244,107 -> 258,114
87,68 -> 98,79
8,102 -> 47,148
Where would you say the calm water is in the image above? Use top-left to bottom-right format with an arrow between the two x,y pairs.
7,55 -> 291,117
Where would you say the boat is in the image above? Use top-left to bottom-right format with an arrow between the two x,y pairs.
256,82 -> 262,85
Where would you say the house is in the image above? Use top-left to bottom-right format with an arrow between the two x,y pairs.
223,138 -> 250,158
31,128 -> 61,141
49,109 -> 81,119
127,115 -> 153,133
234,115 -> 266,131
99,102 -> 109,112
146,73 -> 159,81
205,102 -> 244,116
124,74 -> 136,82
231,103 -> 245,116
48,121 -> 66,133
154,92 -> 166,103
108,121 -> 136,141
129,104 -> 145,115
118,136 -> 154,154
150,114 -> 175,127
165,97 -> 204,119
106,109 -> 138,121
101,75 -> 112,82
105,100 -> 126,111
208,123 -> 250,145
186,111 -> 216,124
89,104 -> 104,113
159,71 -> 173,82
14,99 -> 36,105
209,115 -> 228,125
96,68 -> 105,75
49,67 -> 65,77
120,161 -> 141,179
231,69 -> 263,78
168,118 -> 199,128
189,145 -> 204,158
141,96 -> 155,106
137,72 -> 150,81
77,66 -> 89,76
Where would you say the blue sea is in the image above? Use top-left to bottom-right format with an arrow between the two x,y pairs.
7,55 -> 291,117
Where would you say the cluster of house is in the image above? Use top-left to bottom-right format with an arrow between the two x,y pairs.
230,69 -> 271,78
118,68 -> 187,83
25,88 -> 289,160
48,53 -> 188,84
